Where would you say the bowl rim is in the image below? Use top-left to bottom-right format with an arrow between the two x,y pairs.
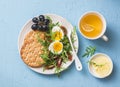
88,53 -> 113,78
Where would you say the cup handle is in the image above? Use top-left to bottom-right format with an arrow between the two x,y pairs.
101,35 -> 108,42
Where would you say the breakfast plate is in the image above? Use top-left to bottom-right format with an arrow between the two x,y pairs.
18,14 -> 79,74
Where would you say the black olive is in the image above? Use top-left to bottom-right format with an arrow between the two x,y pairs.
38,25 -> 43,30
32,17 -> 39,23
39,15 -> 45,22
31,24 -> 38,30
44,19 -> 50,25
42,25 -> 49,31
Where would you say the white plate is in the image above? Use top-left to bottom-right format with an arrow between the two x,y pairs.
18,14 -> 79,74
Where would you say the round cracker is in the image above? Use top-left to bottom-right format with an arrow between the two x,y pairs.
20,30 -> 45,67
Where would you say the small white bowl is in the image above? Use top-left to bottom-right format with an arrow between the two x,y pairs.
88,53 -> 113,78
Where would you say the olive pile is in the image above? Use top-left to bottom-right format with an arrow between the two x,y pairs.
31,15 -> 50,31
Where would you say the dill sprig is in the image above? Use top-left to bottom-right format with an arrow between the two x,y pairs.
82,46 -> 96,58
88,61 -> 105,67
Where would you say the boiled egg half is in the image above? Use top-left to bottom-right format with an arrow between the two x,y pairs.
49,41 -> 63,54
52,26 -> 64,41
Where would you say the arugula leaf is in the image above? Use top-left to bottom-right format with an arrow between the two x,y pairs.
61,35 -> 72,52
55,67 -> 61,77
55,66 -> 65,77
82,46 -> 96,58
46,16 -> 60,30
46,16 -> 52,23
60,50 -> 68,63
48,22 -> 60,30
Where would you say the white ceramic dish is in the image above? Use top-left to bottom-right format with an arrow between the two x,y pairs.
18,14 -> 79,74
88,53 -> 113,78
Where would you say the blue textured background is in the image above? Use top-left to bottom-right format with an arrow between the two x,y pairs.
0,0 -> 120,87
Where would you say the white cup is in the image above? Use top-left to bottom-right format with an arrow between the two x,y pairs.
78,11 -> 108,41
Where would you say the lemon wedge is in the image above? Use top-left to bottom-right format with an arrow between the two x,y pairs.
82,23 -> 94,32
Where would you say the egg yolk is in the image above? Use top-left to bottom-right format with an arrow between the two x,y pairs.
53,42 -> 63,52
54,31 -> 63,41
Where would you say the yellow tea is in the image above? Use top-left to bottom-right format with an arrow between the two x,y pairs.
80,14 -> 103,38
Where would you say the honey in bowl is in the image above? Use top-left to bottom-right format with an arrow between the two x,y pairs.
80,13 -> 103,38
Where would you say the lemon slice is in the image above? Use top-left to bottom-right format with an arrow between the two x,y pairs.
82,23 -> 94,32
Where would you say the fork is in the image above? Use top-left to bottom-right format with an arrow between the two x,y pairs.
67,29 -> 82,71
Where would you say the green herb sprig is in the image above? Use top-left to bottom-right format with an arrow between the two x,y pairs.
88,61 -> 105,67
71,26 -> 77,51
71,26 -> 77,43
82,46 -> 96,58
